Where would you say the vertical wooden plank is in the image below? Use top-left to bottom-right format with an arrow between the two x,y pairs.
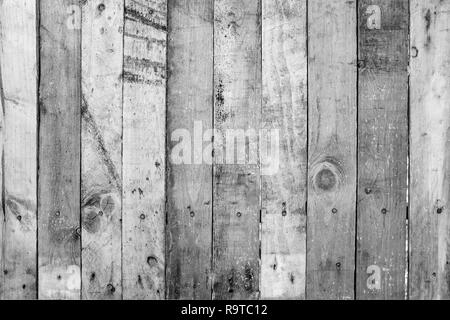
307,0 -> 357,300
260,0 -> 307,299
166,0 -> 213,299
122,0 -> 166,299
356,0 -> 409,300
81,0 -> 123,300
0,0 -> 37,300
410,0 -> 450,300
212,0 -> 261,300
38,0 -> 81,300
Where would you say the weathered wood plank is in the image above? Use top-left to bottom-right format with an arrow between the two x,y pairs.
166,0 -> 213,300
356,0 -> 409,300
260,0 -> 307,300
0,0 -> 38,300
122,0 -> 166,299
38,0 -> 81,300
81,0 -> 123,300
212,0 -> 261,300
410,0 -> 450,300
307,0 -> 357,300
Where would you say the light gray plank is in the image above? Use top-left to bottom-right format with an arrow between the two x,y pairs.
81,0 -> 124,300
410,0 -> 450,300
261,0 -> 307,300
0,0 -> 38,300
122,0 -> 167,299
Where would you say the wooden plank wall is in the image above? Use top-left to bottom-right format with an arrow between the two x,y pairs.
0,0 -> 450,300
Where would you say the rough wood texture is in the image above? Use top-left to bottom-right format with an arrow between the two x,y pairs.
410,0 -> 450,300
307,0 -> 357,300
166,0 -> 213,300
38,0 -> 81,300
212,0 -> 261,300
0,0 -> 37,300
122,0 -> 166,299
81,0 -> 123,300
261,0 -> 307,300
356,0 -> 409,300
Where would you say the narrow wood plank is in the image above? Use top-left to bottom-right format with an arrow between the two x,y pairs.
122,0 -> 166,299
410,0 -> 450,300
81,0 -> 123,300
260,0 -> 307,299
38,0 -> 81,300
212,0 -> 261,300
356,0 -> 409,300
166,0 -> 213,299
0,0 -> 38,300
307,0 -> 357,300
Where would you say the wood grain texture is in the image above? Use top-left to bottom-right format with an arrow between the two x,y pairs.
166,0 -> 213,300
307,0 -> 357,300
261,0 -> 307,300
0,0 -> 37,300
38,0 -> 81,300
356,0 -> 409,300
410,0 -> 450,300
212,0 -> 261,300
81,0 -> 123,300
122,0 -> 166,300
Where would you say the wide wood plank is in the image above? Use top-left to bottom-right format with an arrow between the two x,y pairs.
0,0 -> 38,300
122,0 -> 167,299
260,0 -> 307,299
212,0 -> 261,300
410,0 -> 450,300
81,0 -> 123,300
166,0 -> 213,300
38,0 -> 81,300
307,0 -> 357,300
356,0 -> 409,300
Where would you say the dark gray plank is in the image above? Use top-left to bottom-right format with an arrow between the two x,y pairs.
38,0 -> 81,300
166,0 -> 214,300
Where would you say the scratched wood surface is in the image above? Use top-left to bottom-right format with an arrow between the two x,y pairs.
0,0 -> 37,300
307,0 -> 357,300
2,0 -> 450,301
38,0 -> 82,300
81,0 -> 124,300
409,0 -> 450,300
261,0 -> 307,300
166,0 -> 213,300
356,0 -> 409,300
